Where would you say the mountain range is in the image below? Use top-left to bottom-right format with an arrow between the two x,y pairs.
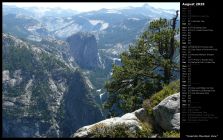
2,4 -> 180,137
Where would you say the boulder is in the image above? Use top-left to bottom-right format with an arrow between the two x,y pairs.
152,93 -> 180,131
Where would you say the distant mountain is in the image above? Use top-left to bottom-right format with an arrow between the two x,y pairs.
3,5 -> 30,16
3,4 -> 179,49
48,4 -> 177,40
3,5 -> 79,18
3,14 -> 50,40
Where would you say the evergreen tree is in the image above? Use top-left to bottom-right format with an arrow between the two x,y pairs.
149,10 -> 179,83
104,11 -> 179,116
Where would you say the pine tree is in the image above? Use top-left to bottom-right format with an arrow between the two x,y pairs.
149,10 -> 179,83
104,11 -> 179,116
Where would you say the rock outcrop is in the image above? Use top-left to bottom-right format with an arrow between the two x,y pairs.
67,32 -> 102,69
72,93 -> 180,138
72,108 -> 147,138
153,93 -> 180,131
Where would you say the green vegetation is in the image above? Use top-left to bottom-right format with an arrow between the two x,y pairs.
39,52 -> 72,73
136,122 -> 153,138
2,36 -> 75,122
3,44 -> 36,73
162,131 -> 180,138
90,123 -> 131,138
90,122 -> 153,138
87,68 -> 110,89
143,80 -> 180,115
104,12 -> 179,116
3,39 -> 71,79
88,114 -> 180,138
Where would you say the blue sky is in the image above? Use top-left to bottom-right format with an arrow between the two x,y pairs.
3,2 -> 179,12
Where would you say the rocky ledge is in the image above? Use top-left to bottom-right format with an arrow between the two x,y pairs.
72,92 -> 180,138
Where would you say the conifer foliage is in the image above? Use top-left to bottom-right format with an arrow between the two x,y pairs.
104,11 -> 179,116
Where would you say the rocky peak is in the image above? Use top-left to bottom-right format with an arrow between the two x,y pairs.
67,32 -> 102,70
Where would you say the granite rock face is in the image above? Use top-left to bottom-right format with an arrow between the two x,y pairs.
67,32 -> 102,69
72,108 -> 147,138
153,93 -> 180,131
72,93 -> 180,138
2,33 -> 103,138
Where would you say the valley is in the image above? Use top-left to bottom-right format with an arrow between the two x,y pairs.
2,3 -> 180,138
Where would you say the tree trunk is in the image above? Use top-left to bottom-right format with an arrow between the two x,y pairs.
165,10 -> 179,84
170,10 -> 179,60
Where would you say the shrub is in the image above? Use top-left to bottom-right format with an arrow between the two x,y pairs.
90,122 -> 153,138
143,80 -> 180,114
162,131 -> 180,138
142,99 -> 151,111
90,123 -> 134,138
136,122 -> 153,138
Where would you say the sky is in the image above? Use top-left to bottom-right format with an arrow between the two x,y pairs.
3,2 -> 179,12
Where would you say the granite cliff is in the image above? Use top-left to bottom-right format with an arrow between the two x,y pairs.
67,32 -> 102,70
2,33 -> 103,137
